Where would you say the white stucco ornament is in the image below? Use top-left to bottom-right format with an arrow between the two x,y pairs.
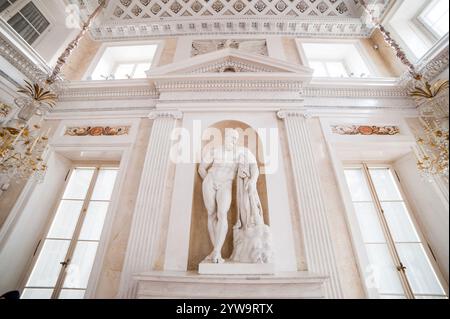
198,129 -> 274,273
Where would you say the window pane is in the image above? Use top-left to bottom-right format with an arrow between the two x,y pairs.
365,244 -> 405,295
59,289 -> 85,299
79,202 -> 109,241
62,169 -> 95,200
382,202 -> 420,243
344,169 -> 373,201
91,169 -> 118,200
396,243 -> 446,296
21,288 -> 53,299
114,64 -> 134,80
133,63 -> 151,78
310,61 -> 328,77
62,242 -> 98,289
0,0 -> 17,13
7,13 -> 39,44
353,202 -> 386,243
26,240 -> 70,287
326,62 -> 348,77
434,13 -> 449,36
368,168 -> 402,201
47,200 -> 84,239
20,2 -> 49,33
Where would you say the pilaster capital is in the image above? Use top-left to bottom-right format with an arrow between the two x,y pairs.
277,109 -> 310,120
149,110 -> 183,120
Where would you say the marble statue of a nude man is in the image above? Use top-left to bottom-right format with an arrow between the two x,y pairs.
198,129 -> 259,264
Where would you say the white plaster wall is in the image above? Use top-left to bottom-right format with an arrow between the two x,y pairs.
394,153 -> 449,283
0,152 -> 71,293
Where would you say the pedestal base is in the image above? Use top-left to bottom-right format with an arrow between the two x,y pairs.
133,271 -> 328,299
199,262 -> 275,275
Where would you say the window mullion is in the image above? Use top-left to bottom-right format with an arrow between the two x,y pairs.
361,163 -> 415,299
51,167 -> 101,299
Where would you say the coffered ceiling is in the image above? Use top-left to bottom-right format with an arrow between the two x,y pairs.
73,0 -> 392,39
108,0 -> 359,20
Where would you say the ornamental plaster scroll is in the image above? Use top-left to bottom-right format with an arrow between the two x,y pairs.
65,125 -> 131,136
331,125 -> 400,136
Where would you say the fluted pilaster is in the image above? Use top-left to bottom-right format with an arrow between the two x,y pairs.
118,110 -> 182,298
278,110 -> 343,299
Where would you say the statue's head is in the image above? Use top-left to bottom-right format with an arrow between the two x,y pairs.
224,129 -> 239,149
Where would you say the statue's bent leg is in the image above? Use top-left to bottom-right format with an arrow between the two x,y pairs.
212,182 -> 232,263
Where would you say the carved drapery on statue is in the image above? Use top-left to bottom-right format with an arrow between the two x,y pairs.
231,153 -> 274,264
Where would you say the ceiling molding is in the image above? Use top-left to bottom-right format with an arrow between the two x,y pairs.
70,0 -> 393,39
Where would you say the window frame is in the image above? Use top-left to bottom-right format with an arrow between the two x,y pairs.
0,0 -> 51,47
415,0 -> 449,41
20,162 -> 120,299
343,162 -> 448,299
294,39 -> 379,79
112,61 -> 152,80
83,40 -> 165,81
308,60 -> 351,78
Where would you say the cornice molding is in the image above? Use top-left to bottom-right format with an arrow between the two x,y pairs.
57,80 -> 411,101
88,17 -> 373,40
0,20 -> 50,83
59,85 -> 159,101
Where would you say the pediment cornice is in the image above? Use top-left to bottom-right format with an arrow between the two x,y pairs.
146,49 -> 313,92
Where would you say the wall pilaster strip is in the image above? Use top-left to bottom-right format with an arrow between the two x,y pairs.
278,110 -> 343,299
117,110 -> 182,298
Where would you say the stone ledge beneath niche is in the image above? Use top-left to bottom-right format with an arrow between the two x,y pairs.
199,262 -> 275,275
133,271 -> 328,299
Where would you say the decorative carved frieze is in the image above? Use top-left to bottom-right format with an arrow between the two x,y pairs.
0,30 -> 49,83
153,79 -> 304,91
65,125 -> 131,136
192,39 -> 268,57
58,86 -> 159,101
331,125 -> 400,136
189,59 -> 274,73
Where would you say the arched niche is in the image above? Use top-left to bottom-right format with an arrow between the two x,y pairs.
187,120 -> 270,270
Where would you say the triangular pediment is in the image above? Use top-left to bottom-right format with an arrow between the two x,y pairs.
147,49 -> 313,76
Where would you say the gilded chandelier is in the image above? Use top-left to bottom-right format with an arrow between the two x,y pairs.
0,1 -> 106,187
